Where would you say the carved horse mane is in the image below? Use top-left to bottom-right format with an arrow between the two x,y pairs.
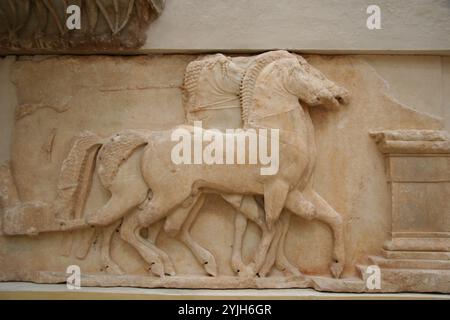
240,50 -> 293,126
182,59 -> 205,114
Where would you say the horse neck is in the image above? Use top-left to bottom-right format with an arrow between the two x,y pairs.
187,77 -> 241,127
195,85 -> 239,109
247,74 -> 304,134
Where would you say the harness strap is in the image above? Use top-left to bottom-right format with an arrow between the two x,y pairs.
189,96 -> 240,112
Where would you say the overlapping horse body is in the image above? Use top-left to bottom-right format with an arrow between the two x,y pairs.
1,50 -> 349,279
81,50 -> 348,277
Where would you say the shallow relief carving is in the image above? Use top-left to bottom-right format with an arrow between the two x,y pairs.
0,51 -> 449,293
0,0 -> 165,52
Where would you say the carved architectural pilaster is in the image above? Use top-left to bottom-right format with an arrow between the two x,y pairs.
364,130 -> 450,292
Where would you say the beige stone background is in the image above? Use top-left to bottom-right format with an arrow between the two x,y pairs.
0,53 -> 448,279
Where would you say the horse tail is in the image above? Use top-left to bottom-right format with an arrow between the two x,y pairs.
97,130 -> 149,190
55,131 -> 104,220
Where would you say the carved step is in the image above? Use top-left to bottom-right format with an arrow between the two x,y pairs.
382,249 -> 450,261
384,238 -> 450,252
356,263 -> 450,293
369,255 -> 450,270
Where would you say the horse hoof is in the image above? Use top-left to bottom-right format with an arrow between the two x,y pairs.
162,260 -> 177,276
149,261 -> 165,277
203,259 -> 218,277
103,262 -> 124,275
164,266 -> 176,276
330,262 -> 344,278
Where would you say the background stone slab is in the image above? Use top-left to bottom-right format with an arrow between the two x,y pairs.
0,54 -> 445,285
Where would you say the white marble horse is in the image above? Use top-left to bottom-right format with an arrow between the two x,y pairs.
109,51 -> 348,278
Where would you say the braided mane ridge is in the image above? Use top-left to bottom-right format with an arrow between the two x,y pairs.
182,60 -> 206,117
240,50 -> 294,125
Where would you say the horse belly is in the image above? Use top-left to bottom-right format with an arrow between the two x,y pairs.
192,164 -> 265,195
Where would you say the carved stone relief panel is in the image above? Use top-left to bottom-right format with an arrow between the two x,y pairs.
0,0 -> 165,52
0,52 -> 448,293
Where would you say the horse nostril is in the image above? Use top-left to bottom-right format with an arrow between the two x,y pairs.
336,96 -> 343,103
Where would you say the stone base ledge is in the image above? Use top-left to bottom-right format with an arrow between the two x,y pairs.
0,282 -> 449,300
2,271 -> 450,294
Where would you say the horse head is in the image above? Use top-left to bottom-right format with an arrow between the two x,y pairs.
183,54 -> 244,128
199,53 -> 244,97
285,56 -> 350,110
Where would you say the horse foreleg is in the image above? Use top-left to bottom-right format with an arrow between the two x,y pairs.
222,194 -> 263,277
178,194 -> 218,277
258,220 -> 283,277
221,194 -> 250,276
252,223 -> 276,276
249,180 -> 290,275
264,179 -> 290,229
303,189 -> 345,278
274,212 -> 301,276
281,189 -> 321,276
231,212 -> 248,276
259,212 -> 300,277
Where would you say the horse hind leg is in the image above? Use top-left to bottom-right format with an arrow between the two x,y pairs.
133,188 -> 198,275
178,194 -> 219,277
120,213 -> 166,277
85,179 -> 148,227
158,193 -> 215,276
61,175 -> 147,261
99,220 -> 124,275
141,220 -> 176,276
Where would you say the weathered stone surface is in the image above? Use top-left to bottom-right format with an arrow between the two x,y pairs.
0,52 -> 448,293
0,0 -> 165,53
